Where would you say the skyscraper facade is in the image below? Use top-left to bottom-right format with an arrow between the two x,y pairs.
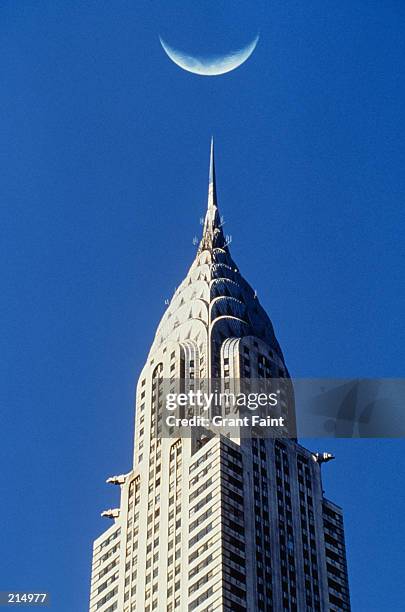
89,143 -> 350,612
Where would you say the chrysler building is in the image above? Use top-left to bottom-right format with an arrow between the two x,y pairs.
89,141 -> 351,612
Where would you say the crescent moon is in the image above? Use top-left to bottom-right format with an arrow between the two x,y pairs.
159,34 -> 259,76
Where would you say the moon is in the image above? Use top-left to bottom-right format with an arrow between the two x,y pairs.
159,34 -> 259,76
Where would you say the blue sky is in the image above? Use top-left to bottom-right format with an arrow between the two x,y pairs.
1,1 -> 404,610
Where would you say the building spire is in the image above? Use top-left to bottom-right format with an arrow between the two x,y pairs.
208,136 -> 217,209
199,137 -> 226,253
